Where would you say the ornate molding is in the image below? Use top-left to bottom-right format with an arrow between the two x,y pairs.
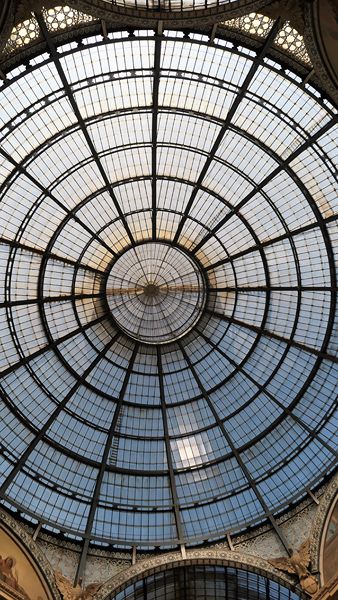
309,472 -> 338,580
312,574 -> 338,600
1,0 -> 325,89
0,579 -> 31,600
0,508 -> 61,600
261,0 -> 305,33
303,0 -> 338,104
96,548 -> 306,599
0,0 -> 15,55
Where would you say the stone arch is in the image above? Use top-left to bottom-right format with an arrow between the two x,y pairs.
96,548 -> 304,599
309,472 -> 338,585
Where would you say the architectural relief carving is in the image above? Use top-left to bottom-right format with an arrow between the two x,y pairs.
96,549 -> 304,599
303,0 -> 338,103
309,472 -> 338,576
55,570 -> 101,600
261,0 -> 305,33
269,540 -> 318,596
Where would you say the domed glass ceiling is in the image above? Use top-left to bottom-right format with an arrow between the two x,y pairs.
0,14 -> 337,551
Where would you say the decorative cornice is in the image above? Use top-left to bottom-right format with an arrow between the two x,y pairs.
96,548 -> 306,599
261,0 -> 305,33
312,573 -> 338,600
303,0 -> 338,104
0,0 -> 15,55
309,472 -> 338,583
0,14 -> 318,92
0,508 -> 61,600
0,579 -> 31,600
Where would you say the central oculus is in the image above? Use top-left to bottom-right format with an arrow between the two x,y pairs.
106,242 -> 206,344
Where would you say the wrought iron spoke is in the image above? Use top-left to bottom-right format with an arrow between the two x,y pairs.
157,345 -> 185,545
0,146 -> 116,258
172,18 -> 281,245
0,292 -> 103,309
35,13 -> 136,247
0,333 -> 120,499
206,309 -> 338,364
0,314 -> 107,379
74,342 -> 139,585
191,117 -> 338,256
152,27 -> 162,240
196,327 -> 338,458
205,214 -> 338,272
177,339 -> 291,555
0,236 -> 104,276
208,286 -> 336,292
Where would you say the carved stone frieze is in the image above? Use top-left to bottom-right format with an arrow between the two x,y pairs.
261,0 -> 305,33
309,472 -> 338,578
96,548 -> 305,599
303,0 -> 338,104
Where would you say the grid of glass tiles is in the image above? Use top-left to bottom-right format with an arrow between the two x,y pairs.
111,566 -> 302,600
0,23 -> 337,548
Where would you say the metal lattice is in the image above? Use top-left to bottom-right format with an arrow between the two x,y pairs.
0,16 -> 337,559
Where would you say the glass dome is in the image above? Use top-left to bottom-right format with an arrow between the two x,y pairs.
0,16 -> 337,550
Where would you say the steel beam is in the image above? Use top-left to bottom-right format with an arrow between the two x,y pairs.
35,13 -> 135,247
0,333 -> 120,498
0,146 -> 116,258
0,314 -> 107,379
0,236 -> 104,275
74,342 -> 139,585
205,214 -> 337,272
206,309 -> 338,364
0,292 -> 103,310
196,327 -> 338,458
151,27 -> 162,240
172,18 -> 282,245
157,346 -> 185,544
191,117 -> 338,256
178,340 -> 291,555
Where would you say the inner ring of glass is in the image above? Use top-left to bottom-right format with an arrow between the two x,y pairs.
106,242 -> 206,344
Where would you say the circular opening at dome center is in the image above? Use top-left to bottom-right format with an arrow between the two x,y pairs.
106,242 -> 206,344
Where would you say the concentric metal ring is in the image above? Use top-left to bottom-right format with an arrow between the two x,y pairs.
0,23 -> 336,550
106,242 -> 206,344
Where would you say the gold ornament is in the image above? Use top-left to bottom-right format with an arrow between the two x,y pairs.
269,539 -> 318,596
55,570 -> 101,600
